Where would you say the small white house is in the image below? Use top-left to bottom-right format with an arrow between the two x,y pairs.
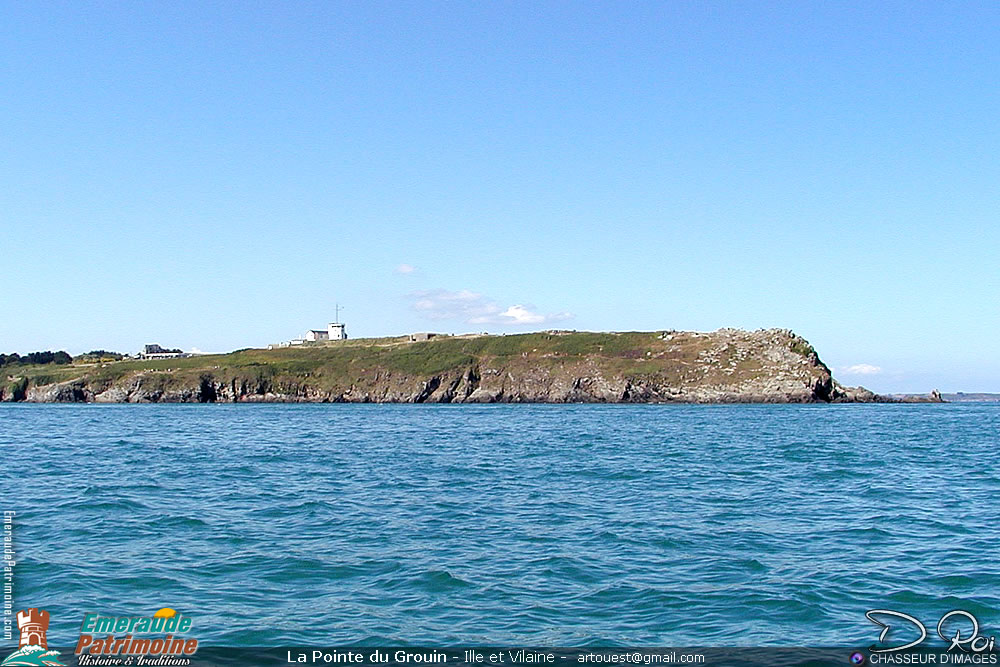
139,344 -> 187,360
305,329 -> 329,342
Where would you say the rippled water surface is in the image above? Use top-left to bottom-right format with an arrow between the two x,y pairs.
2,404 -> 999,646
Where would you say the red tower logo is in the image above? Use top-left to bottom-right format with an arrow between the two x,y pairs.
2,608 -> 64,667
16,608 -> 50,649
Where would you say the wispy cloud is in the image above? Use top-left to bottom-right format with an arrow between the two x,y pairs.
407,289 -> 573,327
395,263 -> 417,275
841,364 -> 883,375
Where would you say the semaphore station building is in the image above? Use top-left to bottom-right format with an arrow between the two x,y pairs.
271,320 -> 347,349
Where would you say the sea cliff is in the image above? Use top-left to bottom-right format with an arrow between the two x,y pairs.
2,329 -> 898,404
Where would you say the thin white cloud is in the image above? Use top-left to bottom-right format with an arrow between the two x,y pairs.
395,263 -> 417,275
841,364 -> 883,375
407,289 -> 573,326
410,289 -> 490,321
480,305 -> 546,325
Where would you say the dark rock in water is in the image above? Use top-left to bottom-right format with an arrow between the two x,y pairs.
831,382 -> 881,403
885,389 -> 947,403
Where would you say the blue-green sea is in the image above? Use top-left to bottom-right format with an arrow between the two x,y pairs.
2,404 -> 999,647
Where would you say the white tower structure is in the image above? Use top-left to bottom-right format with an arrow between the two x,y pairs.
328,322 -> 347,340
327,303 -> 346,340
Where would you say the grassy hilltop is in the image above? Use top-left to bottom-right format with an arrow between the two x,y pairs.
1,329 -> 885,403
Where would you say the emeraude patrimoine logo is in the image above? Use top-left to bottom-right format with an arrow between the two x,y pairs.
75,607 -> 199,663
3,607 -> 199,667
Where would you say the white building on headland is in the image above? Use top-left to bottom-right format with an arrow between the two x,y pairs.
328,322 -> 346,340
139,344 -> 189,359
305,323 -> 347,341
269,319 -> 347,349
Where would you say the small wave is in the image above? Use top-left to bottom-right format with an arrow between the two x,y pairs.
155,515 -> 211,529
415,569 -> 472,592
78,498 -> 151,512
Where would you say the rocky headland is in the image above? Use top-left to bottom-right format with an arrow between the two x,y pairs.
1,329 -> 926,404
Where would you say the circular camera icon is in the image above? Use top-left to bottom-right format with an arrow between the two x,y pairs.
849,652 -> 866,665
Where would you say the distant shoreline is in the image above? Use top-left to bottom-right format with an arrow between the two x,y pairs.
939,392 -> 1000,402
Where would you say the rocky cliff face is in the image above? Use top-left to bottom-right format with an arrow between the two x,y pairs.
2,329 -> 894,404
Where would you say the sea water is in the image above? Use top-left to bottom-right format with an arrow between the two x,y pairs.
1,403 -> 998,646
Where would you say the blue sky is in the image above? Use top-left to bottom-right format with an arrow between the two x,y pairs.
1,1 -> 997,392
